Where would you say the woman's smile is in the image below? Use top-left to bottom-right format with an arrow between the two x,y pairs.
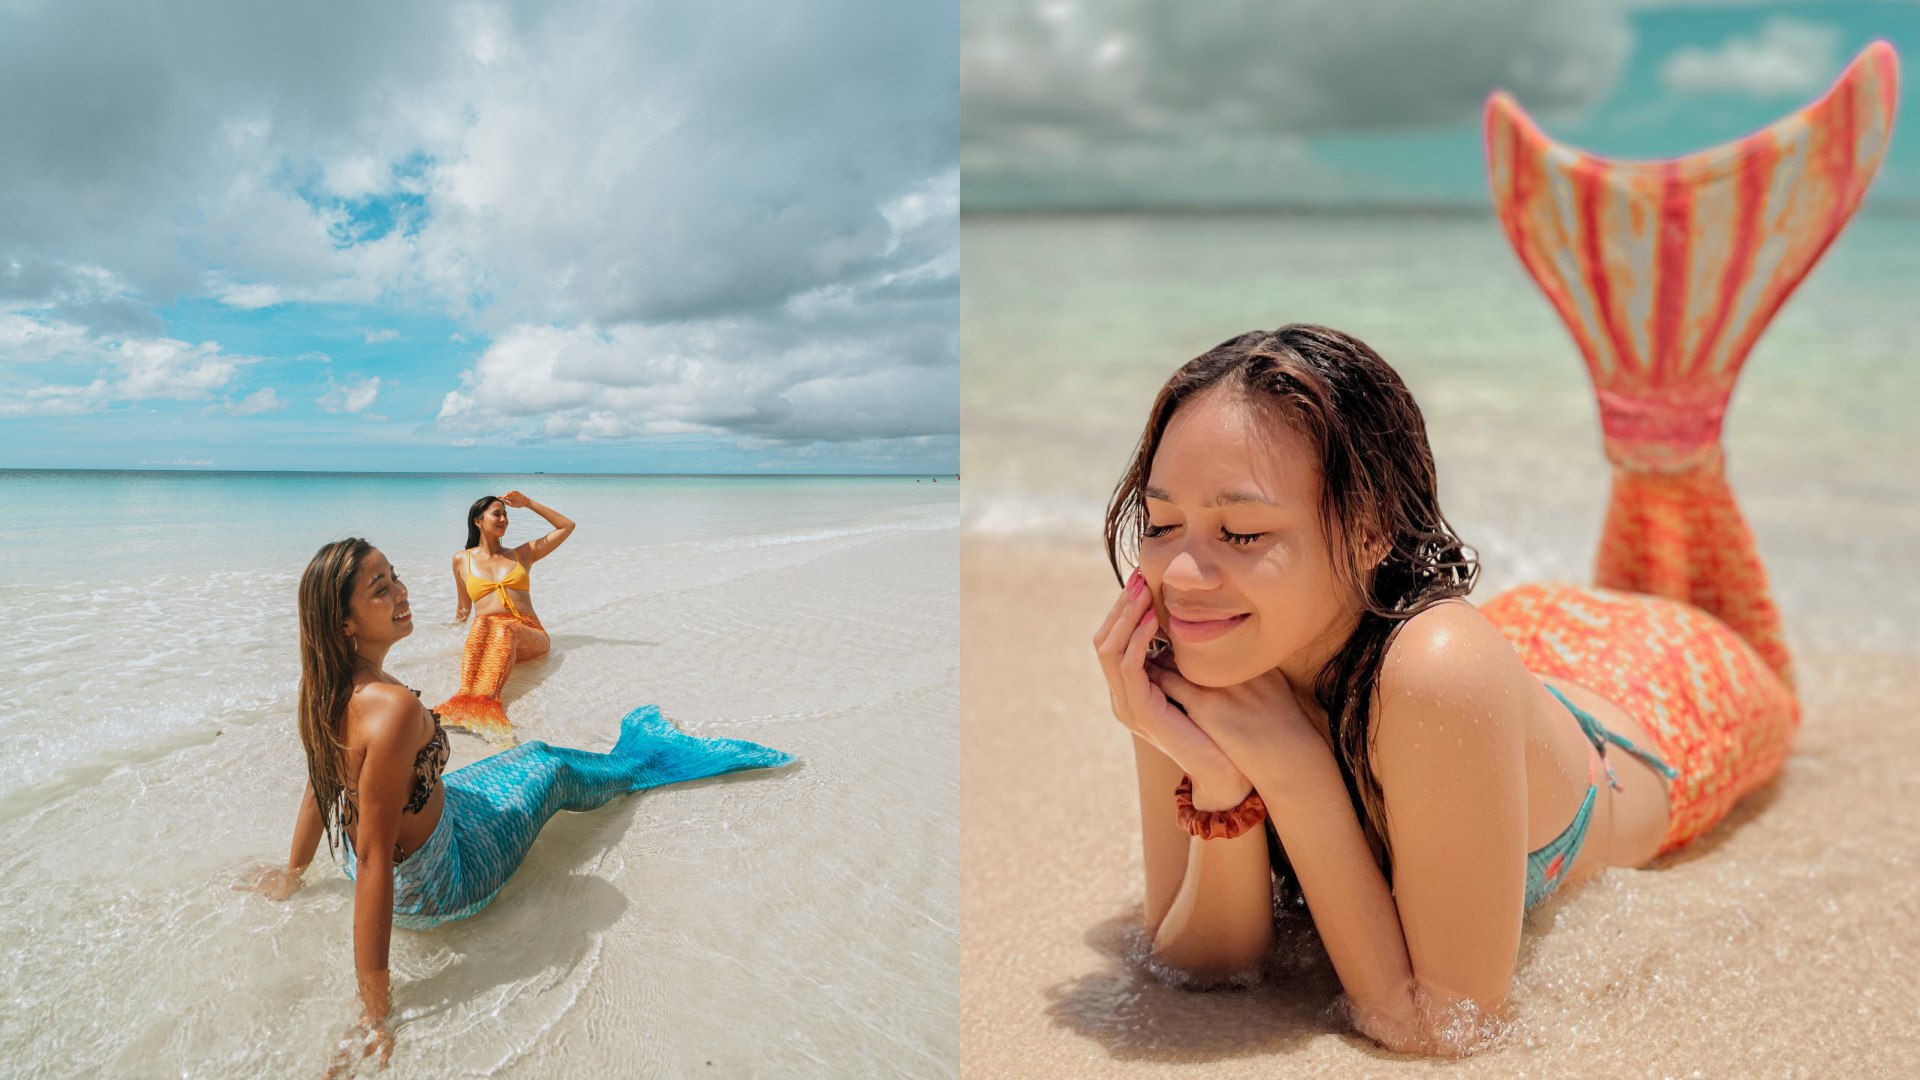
1163,604 -> 1251,642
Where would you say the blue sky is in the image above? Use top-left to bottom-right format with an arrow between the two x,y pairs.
2,1 -> 958,474
963,0 -> 1920,209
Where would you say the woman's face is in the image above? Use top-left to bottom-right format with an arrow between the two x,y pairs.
343,548 -> 413,650
477,500 -> 508,538
1137,388 -> 1360,689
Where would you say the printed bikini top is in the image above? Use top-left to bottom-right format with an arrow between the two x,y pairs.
1523,687 -> 1678,908
464,550 -> 530,618
341,688 -> 450,865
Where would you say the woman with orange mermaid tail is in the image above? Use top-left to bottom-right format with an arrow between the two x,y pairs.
436,490 -> 574,745
1093,44 -> 1895,1056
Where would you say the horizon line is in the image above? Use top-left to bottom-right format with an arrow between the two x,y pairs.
959,199 -> 1920,218
1,466 -> 962,479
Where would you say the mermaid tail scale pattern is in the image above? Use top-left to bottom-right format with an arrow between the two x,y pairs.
436,612 -> 541,746
1485,42 -> 1897,687
1485,41 -> 1897,474
346,704 -> 794,929
1478,46 -> 1897,854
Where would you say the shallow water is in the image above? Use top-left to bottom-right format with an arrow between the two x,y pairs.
958,212 -> 1920,1075
2,471 -> 959,1077
961,211 -> 1920,651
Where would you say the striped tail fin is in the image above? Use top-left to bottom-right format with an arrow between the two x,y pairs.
1484,41 -> 1898,472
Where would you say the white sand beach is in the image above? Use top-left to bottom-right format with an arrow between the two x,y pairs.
2,474 -> 959,1077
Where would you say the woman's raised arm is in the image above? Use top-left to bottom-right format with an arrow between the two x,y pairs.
1166,606 -> 1531,1055
502,491 -> 574,564
1097,574 -> 1273,978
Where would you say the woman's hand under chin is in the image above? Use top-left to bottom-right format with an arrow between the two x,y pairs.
1095,571 -> 1250,805
1145,660 -> 1330,784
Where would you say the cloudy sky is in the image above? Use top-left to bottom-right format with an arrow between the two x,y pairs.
964,0 -> 1920,208
2,0 -> 958,473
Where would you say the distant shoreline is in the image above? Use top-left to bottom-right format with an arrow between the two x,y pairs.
960,202 -> 1920,219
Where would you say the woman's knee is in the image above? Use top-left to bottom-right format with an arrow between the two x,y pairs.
512,625 -> 550,661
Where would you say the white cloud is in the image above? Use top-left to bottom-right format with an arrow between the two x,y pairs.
364,328 -> 400,344
437,284 -> 958,445
1660,17 -> 1845,98
962,0 -> 1633,205
319,374 -> 382,414
0,309 -> 251,414
0,0 -> 958,446
0,312 -> 90,357
0,379 -> 109,417
225,387 -> 284,415
215,282 -> 287,310
114,338 -> 237,399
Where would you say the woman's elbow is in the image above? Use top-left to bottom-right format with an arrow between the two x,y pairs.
353,849 -> 391,881
1147,930 -> 1269,987
1345,986 -> 1511,1058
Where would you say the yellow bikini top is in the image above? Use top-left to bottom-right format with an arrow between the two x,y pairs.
464,550 -> 531,617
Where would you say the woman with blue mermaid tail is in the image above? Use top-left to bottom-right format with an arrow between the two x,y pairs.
1092,43 -> 1894,1057
241,538 -> 791,1070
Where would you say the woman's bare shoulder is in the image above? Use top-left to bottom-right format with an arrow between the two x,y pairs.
1380,599 -> 1527,698
344,681 -> 423,748
1373,600 -> 1533,766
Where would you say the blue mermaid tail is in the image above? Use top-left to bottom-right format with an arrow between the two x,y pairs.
346,705 -> 794,929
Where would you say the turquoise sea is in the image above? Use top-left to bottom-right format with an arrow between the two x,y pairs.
961,210 -> 1920,654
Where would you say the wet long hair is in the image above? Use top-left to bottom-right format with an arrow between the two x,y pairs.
1103,324 -> 1479,877
464,495 -> 502,551
296,537 -> 373,852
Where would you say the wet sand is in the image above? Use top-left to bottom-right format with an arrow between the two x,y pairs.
960,535 -> 1920,1077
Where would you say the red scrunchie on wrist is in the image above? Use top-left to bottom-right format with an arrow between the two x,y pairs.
1174,775 -> 1268,840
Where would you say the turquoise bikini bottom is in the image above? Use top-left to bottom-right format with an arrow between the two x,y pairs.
346,704 -> 793,929
1523,687 -> 1678,909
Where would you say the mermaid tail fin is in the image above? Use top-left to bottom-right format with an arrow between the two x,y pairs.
1482,43 -> 1898,691
1484,40 -> 1898,473
611,704 -> 796,788
436,693 -> 515,747
436,614 -> 526,747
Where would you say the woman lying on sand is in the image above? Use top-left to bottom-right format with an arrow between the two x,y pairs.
1093,324 -> 1797,1054
436,490 -> 573,745
243,539 -> 790,1070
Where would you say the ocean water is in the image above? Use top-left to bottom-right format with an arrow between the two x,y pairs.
961,211 -> 1920,653
1,471 -> 960,1077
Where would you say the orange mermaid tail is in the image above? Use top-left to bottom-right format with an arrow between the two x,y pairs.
1480,582 -> 1798,855
1485,40 -> 1897,687
1485,41 -> 1896,477
1481,44 -> 1899,852
435,612 -> 545,746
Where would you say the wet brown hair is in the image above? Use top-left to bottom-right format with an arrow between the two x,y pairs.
1103,324 -> 1479,875
296,537 -> 373,852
